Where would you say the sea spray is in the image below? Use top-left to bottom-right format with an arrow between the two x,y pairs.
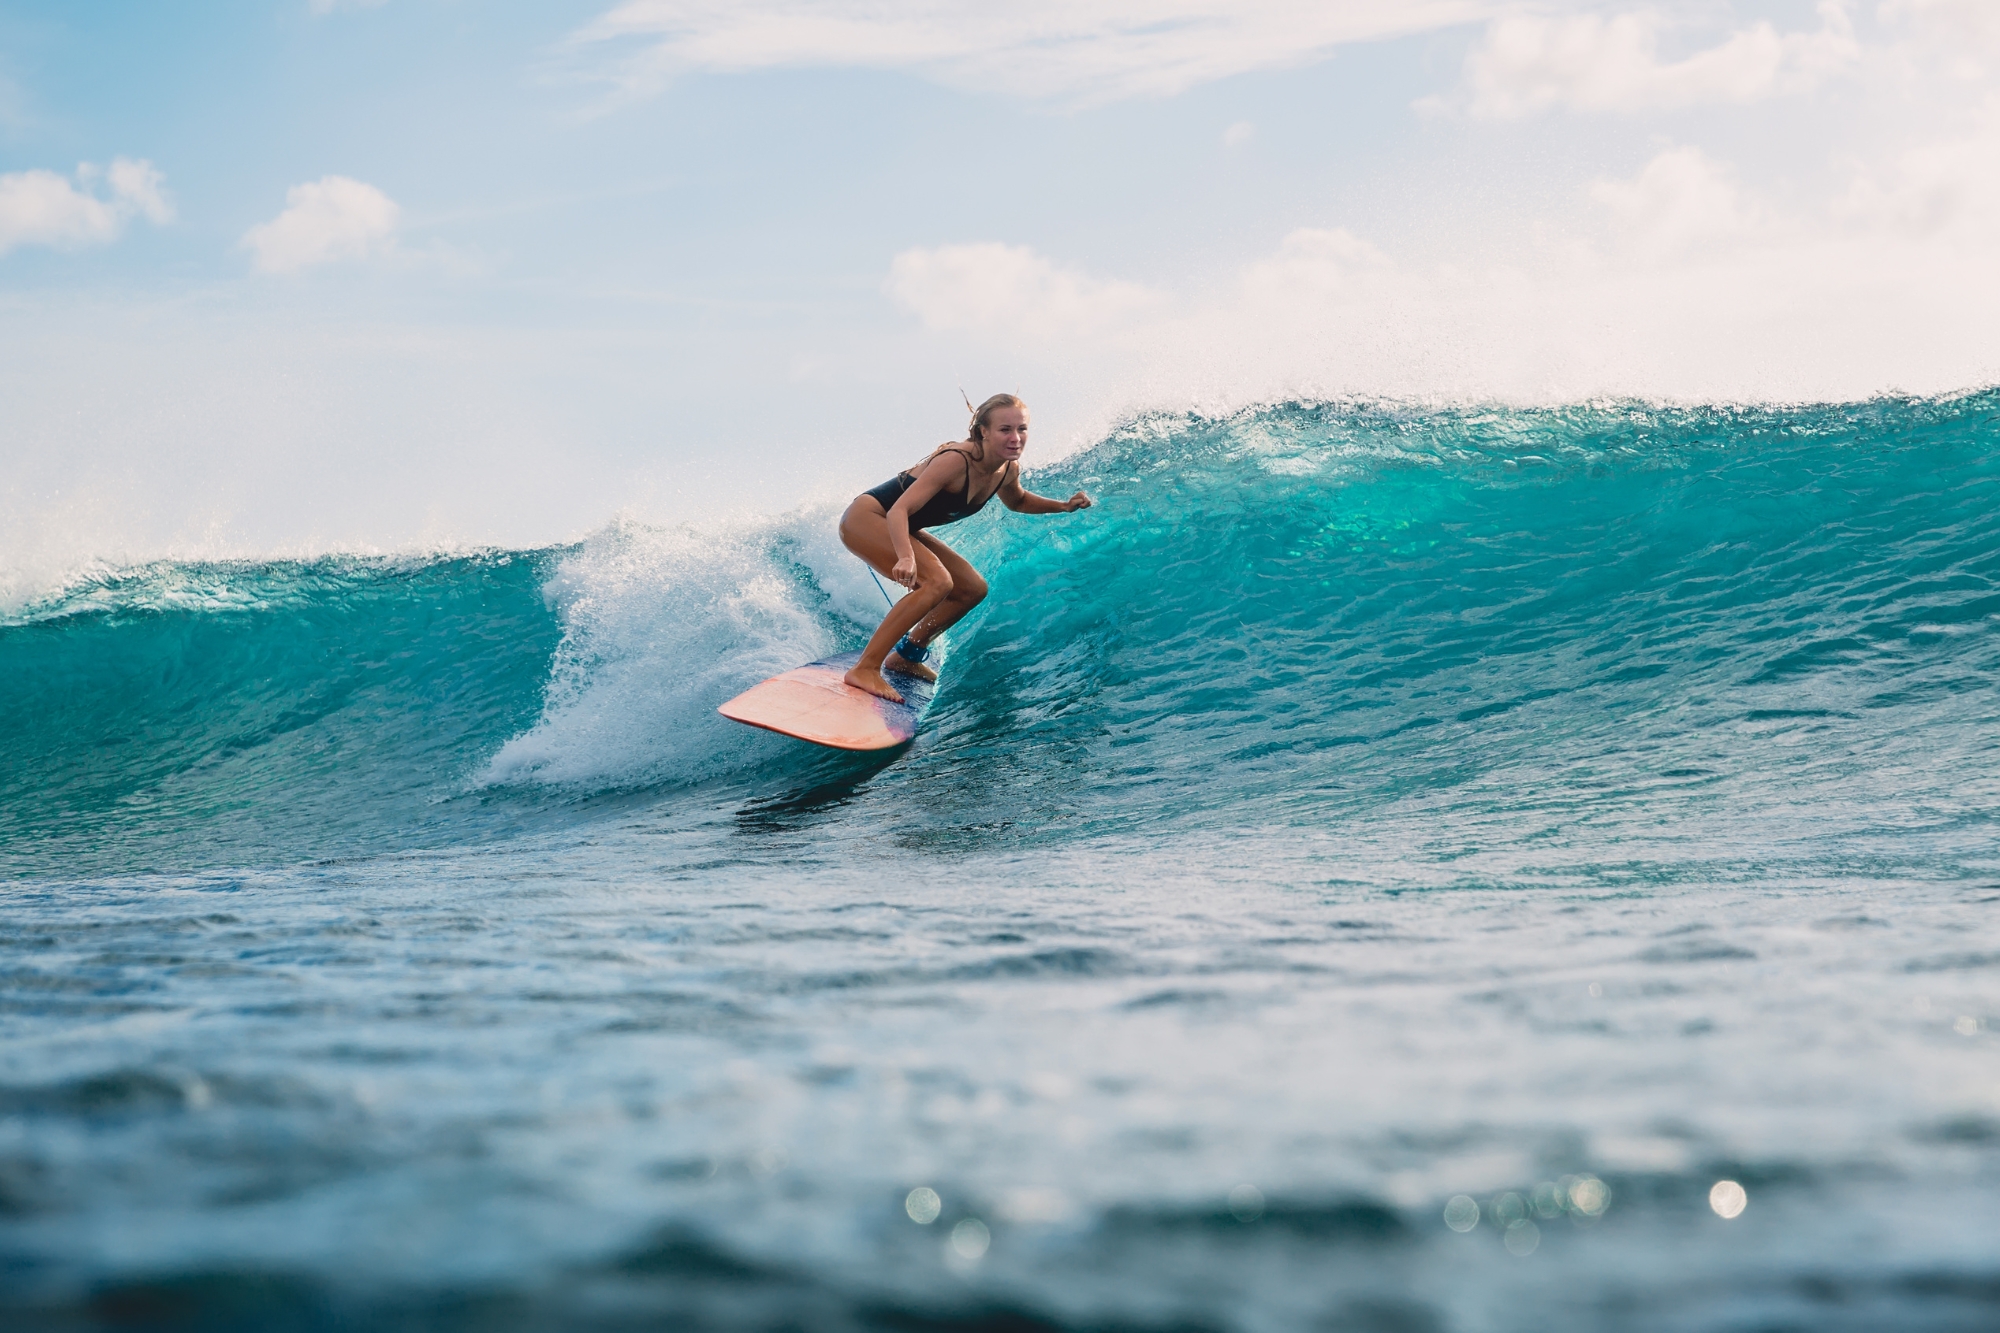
481,507 -> 891,790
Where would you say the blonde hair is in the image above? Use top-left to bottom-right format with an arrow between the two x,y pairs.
964,393 -> 1026,457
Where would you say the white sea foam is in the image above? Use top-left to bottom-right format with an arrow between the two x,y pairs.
480,506 -> 892,790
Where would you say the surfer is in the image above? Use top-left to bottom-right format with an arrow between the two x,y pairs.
839,394 -> 1092,702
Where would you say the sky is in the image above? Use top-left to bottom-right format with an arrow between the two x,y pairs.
2,0 -> 1997,595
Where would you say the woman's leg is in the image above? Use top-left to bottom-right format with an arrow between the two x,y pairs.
838,497 -> 953,701
904,531 -> 988,647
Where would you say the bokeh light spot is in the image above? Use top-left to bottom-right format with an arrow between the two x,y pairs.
1228,1183 -> 1265,1223
950,1218 -> 990,1259
1503,1219 -> 1540,1255
906,1187 -> 941,1224
1443,1195 -> 1480,1232
1709,1180 -> 1748,1219
1567,1176 -> 1611,1217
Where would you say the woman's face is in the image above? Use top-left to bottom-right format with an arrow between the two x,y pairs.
982,406 -> 1029,463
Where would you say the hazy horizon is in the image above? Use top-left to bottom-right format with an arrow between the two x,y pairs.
4,0 -> 1997,599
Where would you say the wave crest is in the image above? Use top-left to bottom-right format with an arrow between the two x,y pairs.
481,508 -> 884,790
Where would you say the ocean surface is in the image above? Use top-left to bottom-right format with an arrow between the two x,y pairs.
4,396 -> 1999,1332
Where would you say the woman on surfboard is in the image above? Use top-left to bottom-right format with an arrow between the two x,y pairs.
839,394 -> 1091,702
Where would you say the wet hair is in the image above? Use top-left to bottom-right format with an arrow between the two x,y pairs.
966,393 -> 1026,453
911,392 -> 1027,476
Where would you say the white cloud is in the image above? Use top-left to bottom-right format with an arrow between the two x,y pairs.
1240,227 -> 1393,301
571,0 -> 1494,106
877,128 -> 2000,410
1589,145 -> 1762,257
1880,0 -> 2000,79
241,176 -> 401,274
1451,2 -> 1858,117
1222,120 -> 1255,148
101,159 -> 175,225
887,241 -> 1164,337
0,158 -> 175,256
1841,102 -> 2000,238
0,173 -> 120,252
1883,0 -> 2000,49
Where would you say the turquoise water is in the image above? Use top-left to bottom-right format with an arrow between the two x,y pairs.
5,397 -> 1999,1330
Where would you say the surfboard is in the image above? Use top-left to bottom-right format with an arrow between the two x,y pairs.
718,650 -> 936,751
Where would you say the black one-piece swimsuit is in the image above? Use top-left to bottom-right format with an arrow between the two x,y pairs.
864,449 -> 1014,532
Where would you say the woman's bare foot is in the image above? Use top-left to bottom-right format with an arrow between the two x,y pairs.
884,651 -> 938,683
844,665 -> 904,703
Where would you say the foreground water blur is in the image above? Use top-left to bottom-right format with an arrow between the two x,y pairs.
5,814 -> 1998,1331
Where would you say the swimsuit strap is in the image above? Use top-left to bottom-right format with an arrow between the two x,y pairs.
940,446 -> 1007,508
931,446 -> 975,495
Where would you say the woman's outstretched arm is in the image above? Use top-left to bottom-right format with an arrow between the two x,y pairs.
999,465 -> 1091,515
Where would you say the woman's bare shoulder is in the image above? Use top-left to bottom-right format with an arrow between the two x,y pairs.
919,443 -> 972,469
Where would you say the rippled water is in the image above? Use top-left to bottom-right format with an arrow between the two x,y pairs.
5,396 -> 1999,1330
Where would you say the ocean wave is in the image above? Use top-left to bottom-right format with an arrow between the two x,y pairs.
4,393 -> 1998,875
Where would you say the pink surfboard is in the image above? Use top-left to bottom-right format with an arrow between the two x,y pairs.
718,651 -> 936,751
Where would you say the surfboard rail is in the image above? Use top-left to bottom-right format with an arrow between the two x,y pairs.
718,650 -> 935,751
